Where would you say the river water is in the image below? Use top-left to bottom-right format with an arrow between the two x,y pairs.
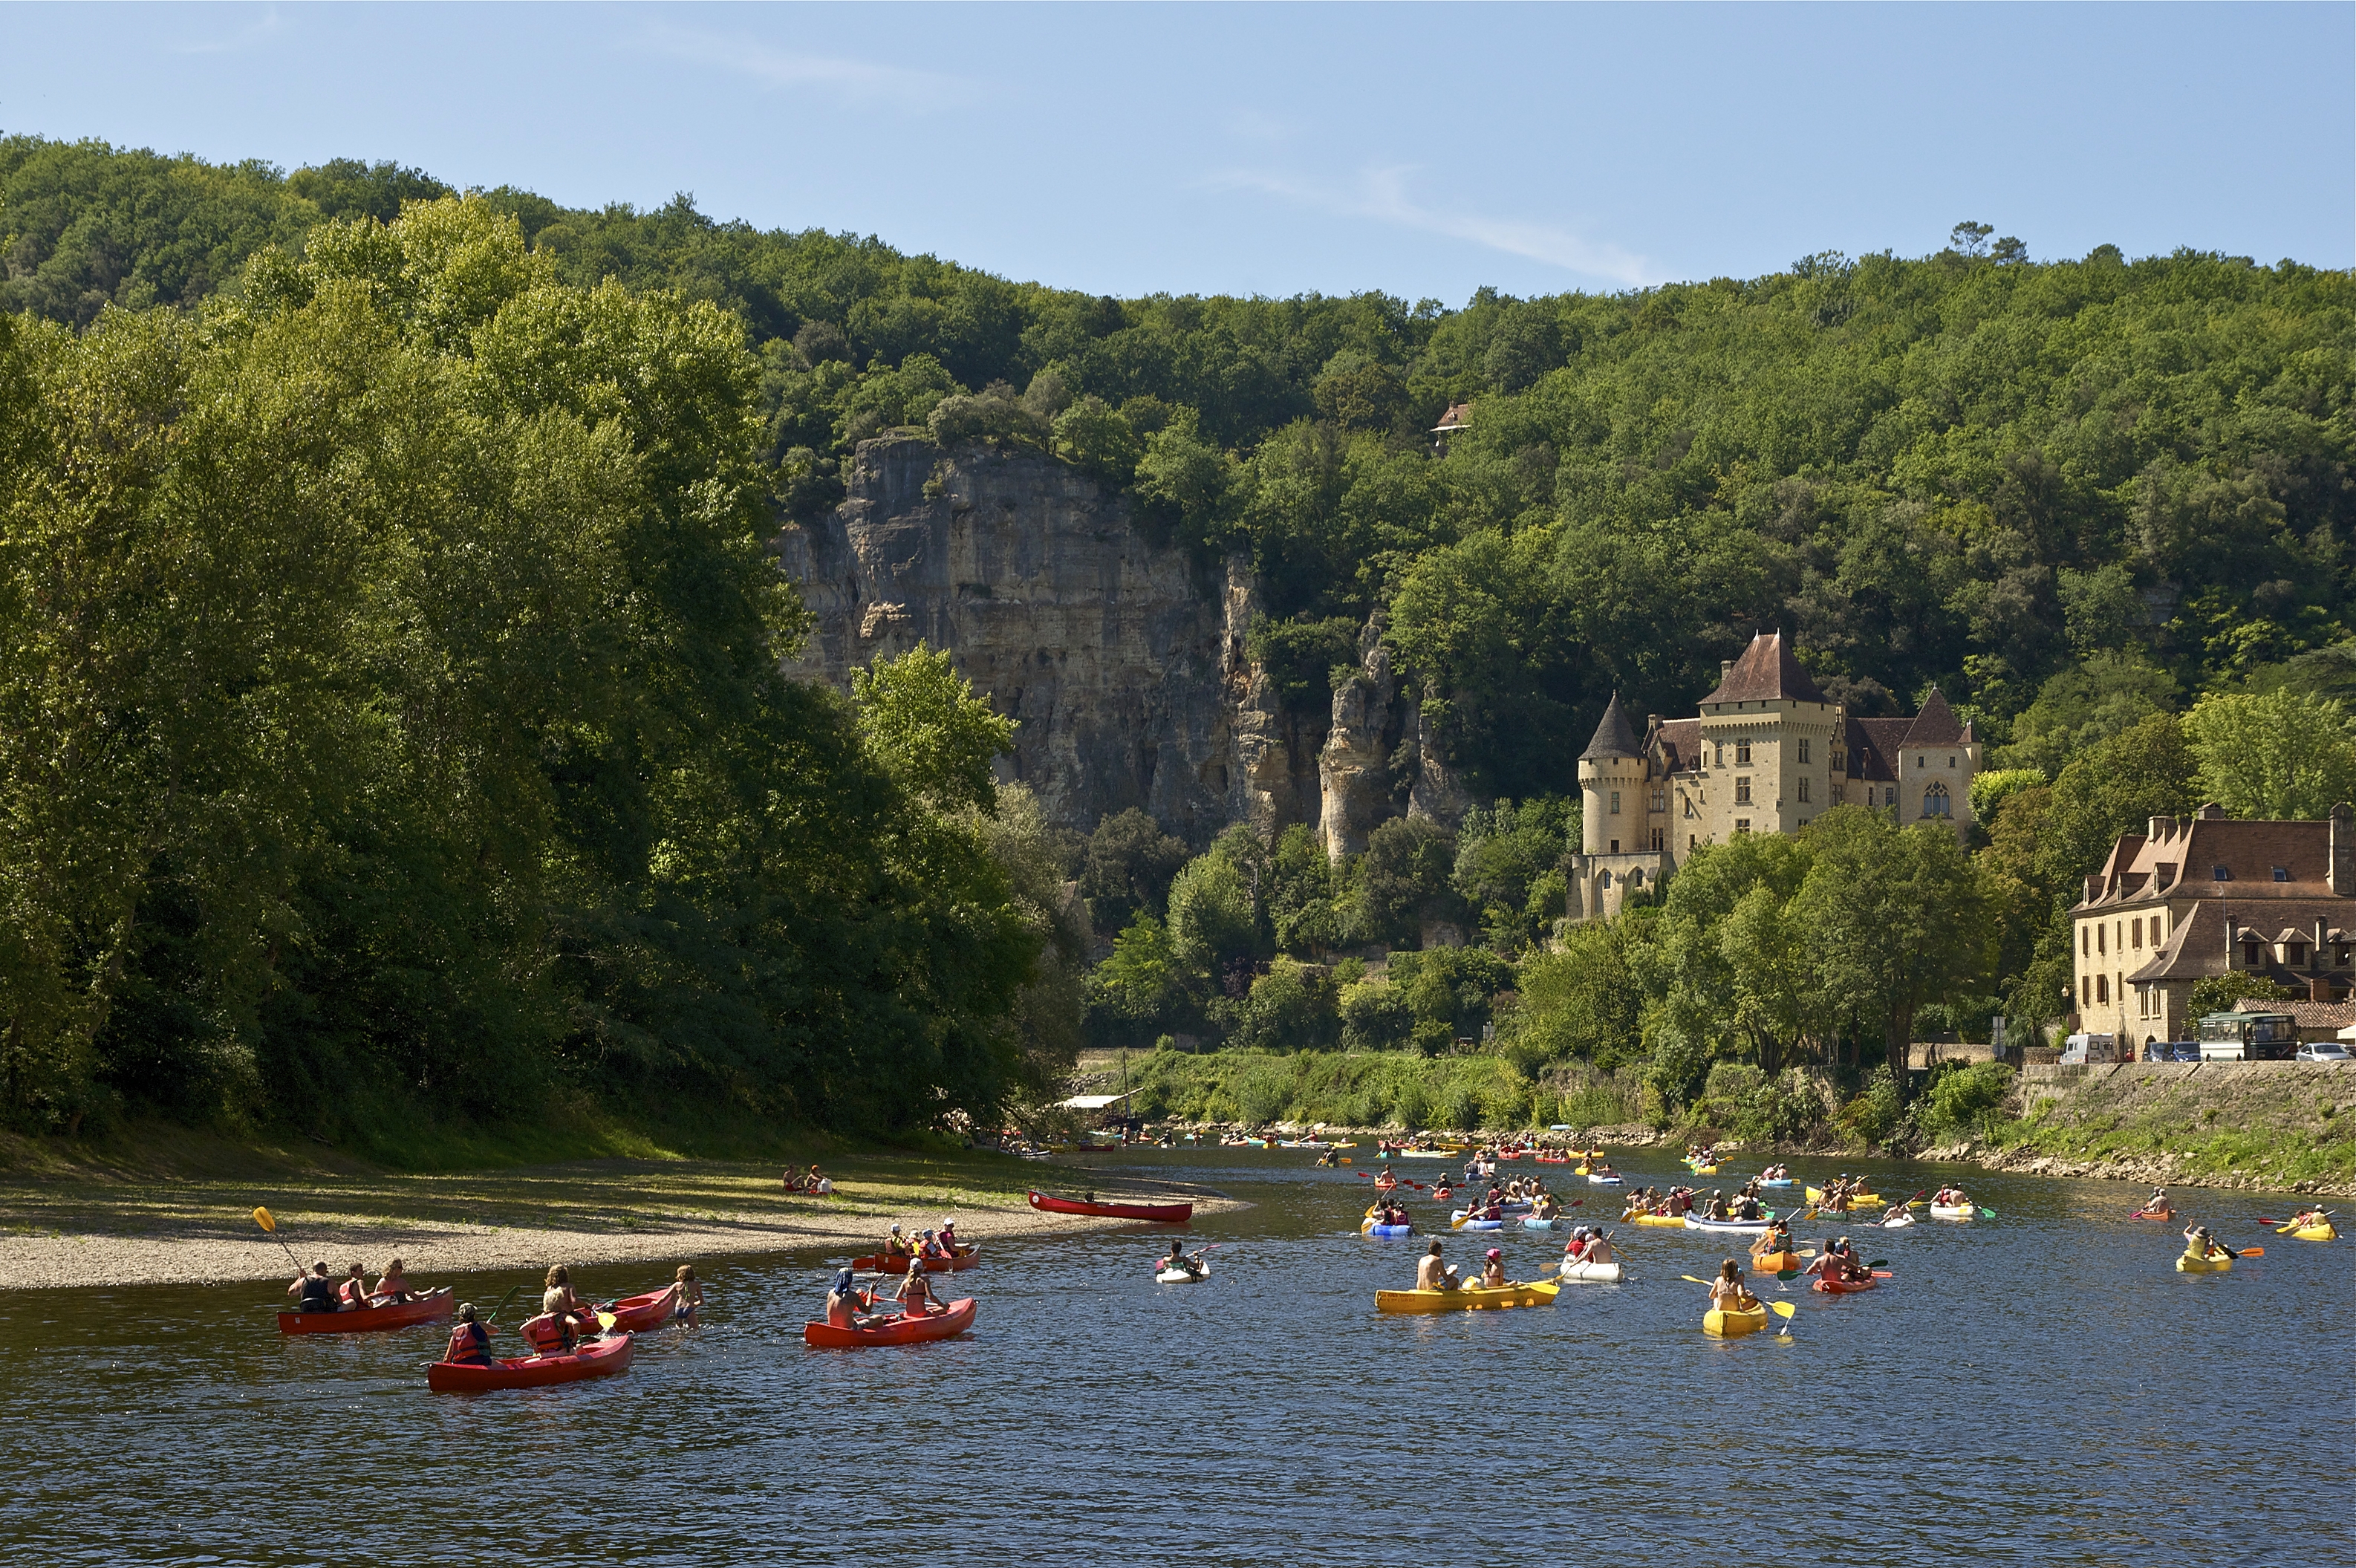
1,1149 -> 2344,1566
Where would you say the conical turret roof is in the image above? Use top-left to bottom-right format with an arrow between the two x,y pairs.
1901,686 -> 1965,747
1580,693 -> 1642,760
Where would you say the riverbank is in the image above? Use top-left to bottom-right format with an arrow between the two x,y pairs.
0,1131 -> 1243,1292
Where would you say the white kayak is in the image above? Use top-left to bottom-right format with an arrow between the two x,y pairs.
1880,1210 -> 1917,1229
1928,1203 -> 1975,1220
1559,1258 -> 1626,1283
1587,1174 -> 1624,1185
1156,1264 -> 1211,1284
1684,1214 -> 1772,1233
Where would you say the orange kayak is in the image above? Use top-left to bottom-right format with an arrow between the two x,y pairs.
850,1247 -> 980,1274
427,1332 -> 633,1392
804,1297 -> 977,1348
1813,1275 -> 1880,1295
1753,1252 -> 1803,1275
278,1288 -> 454,1335
598,1288 -> 678,1333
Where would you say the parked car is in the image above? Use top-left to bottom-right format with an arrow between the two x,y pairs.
2293,1042 -> 2353,1063
2143,1040 -> 2201,1062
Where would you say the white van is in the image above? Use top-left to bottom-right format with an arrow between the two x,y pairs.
2059,1032 -> 2118,1065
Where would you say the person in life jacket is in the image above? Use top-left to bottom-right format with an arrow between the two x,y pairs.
938,1219 -> 965,1256
444,1304 -> 494,1366
287,1260 -> 338,1313
336,1261 -> 373,1310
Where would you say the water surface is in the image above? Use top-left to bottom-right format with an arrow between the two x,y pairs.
3,1149 -> 2343,1566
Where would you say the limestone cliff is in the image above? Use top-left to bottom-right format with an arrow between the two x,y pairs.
772,437 -> 1326,841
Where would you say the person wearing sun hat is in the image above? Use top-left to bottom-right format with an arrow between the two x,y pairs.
825,1268 -> 873,1330
882,1224 -> 912,1264
938,1218 -> 966,1257
1478,1247 -> 1507,1288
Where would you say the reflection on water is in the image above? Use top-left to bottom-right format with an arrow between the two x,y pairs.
2,1151 -> 2345,1565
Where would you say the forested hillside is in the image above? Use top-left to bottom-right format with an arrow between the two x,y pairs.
7,134 -> 2355,1142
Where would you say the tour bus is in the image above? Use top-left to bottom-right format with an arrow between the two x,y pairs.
2195,1011 -> 2299,1062
2059,1032 -> 2118,1064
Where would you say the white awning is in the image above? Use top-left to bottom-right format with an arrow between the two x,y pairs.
1056,1093 -> 1133,1110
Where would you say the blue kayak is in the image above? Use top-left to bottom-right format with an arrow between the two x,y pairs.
1457,1218 -> 1505,1232
1364,1223 -> 1413,1237
1521,1217 -> 1559,1230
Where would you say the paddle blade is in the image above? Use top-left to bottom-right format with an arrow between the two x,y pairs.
1979,1208 -> 1997,1219
2238,1246 -> 2264,1257
1867,1259 -> 1890,1269
1770,1301 -> 1797,1318
596,1312 -> 617,1331
253,1206 -> 276,1233
1680,1275 -> 1712,1285
1776,1269 -> 1799,1281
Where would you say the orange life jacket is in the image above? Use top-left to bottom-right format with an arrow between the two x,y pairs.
445,1321 -> 492,1363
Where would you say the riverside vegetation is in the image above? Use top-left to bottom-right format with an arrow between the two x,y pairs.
3,139 -> 2354,1162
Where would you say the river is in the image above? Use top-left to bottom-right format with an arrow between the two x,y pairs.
1,1149 -> 2343,1565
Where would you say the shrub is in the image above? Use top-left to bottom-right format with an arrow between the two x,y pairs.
1439,1081 -> 1481,1132
1840,1067 -> 1903,1148
1916,1061 -> 2016,1141
1393,1079 -> 1433,1130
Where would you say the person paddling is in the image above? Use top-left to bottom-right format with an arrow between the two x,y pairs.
1708,1258 -> 1758,1312
443,1303 -> 494,1366
541,1265 -> 593,1345
1159,1238 -> 1205,1278
895,1258 -> 943,1317
287,1260 -> 338,1314
826,1268 -> 875,1329
2182,1223 -> 2230,1263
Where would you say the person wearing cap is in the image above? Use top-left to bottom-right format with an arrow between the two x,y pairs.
1561,1226 -> 1589,1263
825,1269 -> 874,1330
894,1256 -> 943,1318
938,1219 -> 967,1258
443,1302 -> 495,1365
1477,1247 -> 1507,1289
882,1224 -> 912,1265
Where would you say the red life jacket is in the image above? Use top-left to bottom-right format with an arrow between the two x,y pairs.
445,1321 -> 492,1363
339,1278 -> 369,1307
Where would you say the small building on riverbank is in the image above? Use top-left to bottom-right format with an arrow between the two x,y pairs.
2074,803 -> 2356,1050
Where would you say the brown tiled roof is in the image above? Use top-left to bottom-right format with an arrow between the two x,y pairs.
2125,900 -> 2232,983
1846,718 -> 1910,781
2233,998 -> 2356,1027
1581,693 -> 1641,760
1431,403 -> 1473,433
2077,815 -> 2342,909
1700,633 -> 1829,706
1653,718 -> 1703,773
2124,898 -> 2356,983
1901,688 -> 1965,748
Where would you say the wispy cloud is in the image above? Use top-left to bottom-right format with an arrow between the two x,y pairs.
640,22 -> 969,111
1205,164 -> 1660,287
163,7 -> 284,56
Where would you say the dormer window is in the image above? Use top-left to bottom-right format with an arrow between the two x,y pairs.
2272,867 -> 2289,882
2213,865 -> 2232,882
2243,940 -> 2262,966
2288,942 -> 2308,966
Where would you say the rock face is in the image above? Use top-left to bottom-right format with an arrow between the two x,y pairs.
772,437 -> 1327,841
1316,613 -> 1402,859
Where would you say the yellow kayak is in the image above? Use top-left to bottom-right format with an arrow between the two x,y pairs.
1626,1212 -> 1688,1228
2288,1223 -> 2337,1241
1805,1187 -> 1886,1209
1687,1164 -> 1719,1176
2176,1250 -> 2233,1273
1705,1301 -> 1769,1337
1376,1281 -> 1561,1314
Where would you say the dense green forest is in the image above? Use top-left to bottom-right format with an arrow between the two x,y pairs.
6,134 -> 2355,1141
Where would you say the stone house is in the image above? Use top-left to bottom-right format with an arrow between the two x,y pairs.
2072,804 -> 2356,1050
1565,632 -> 1982,921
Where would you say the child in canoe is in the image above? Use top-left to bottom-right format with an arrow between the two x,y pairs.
372,1258 -> 423,1304
1708,1258 -> 1758,1312
443,1303 -> 494,1365
1477,1248 -> 1507,1288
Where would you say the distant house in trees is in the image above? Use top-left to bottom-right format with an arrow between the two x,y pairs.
1564,632 -> 1981,922
2073,803 -> 2356,1049
1429,401 -> 1472,453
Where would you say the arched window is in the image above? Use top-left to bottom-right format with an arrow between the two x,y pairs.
1923,781 -> 1951,819
1598,870 -> 1613,890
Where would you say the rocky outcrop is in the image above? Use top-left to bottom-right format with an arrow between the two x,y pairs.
1316,613 -> 1402,859
772,437 -> 1326,841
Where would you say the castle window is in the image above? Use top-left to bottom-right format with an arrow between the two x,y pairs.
2080,976 -> 2090,1006
1736,738 -> 1752,765
2132,920 -> 2143,950
1797,776 -> 1811,803
2336,942 -> 2349,966
2272,866 -> 2288,882
1609,839 -> 1620,853
2080,925 -> 2089,957
1884,786 -> 1895,806
2288,942 -> 2308,966
1948,755 -> 1956,767
1628,868 -> 1644,886
2097,924 -> 2105,955
1610,790 -> 1621,816
1832,783 -> 1844,805
2243,939 -> 2262,966
1797,738 -> 1811,764
1683,796 -> 1696,819
2096,975 -> 2108,1003
1600,871 -> 1612,889
1650,828 -> 1663,851
1688,834 -> 1697,851
1734,819 -> 1752,835
1652,789 -> 1666,813
1714,744 -> 1725,767
1735,776 -> 1752,804
1923,781 -> 1951,818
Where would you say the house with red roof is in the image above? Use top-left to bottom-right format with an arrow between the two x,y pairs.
1566,631 -> 1981,920
2074,802 -> 2356,1049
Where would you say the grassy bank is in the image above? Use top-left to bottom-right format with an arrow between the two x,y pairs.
1963,1064 -> 2356,1194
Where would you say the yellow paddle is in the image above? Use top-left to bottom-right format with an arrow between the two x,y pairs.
252,1206 -> 306,1273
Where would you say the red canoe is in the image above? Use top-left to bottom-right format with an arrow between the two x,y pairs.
1026,1190 -> 1193,1223
850,1247 -> 981,1275
597,1288 -> 677,1333
1813,1276 -> 1881,1295
426,1332 -> 634,1392
277,1287 -> 455,1336
803,1297 -> 977,1349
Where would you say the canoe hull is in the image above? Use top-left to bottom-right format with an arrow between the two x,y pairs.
279,1288 -> 454,1336
599,1289 -> 677,1333
1376,1281 -> 1561,1314
1627,1213 -> 1687,1228
850,1248 -> 981,1275
1752,1252 -> 1802,1275
1559,1260 -> 1625,1284
1813,1276 -> 1880,1295
427,1333 -> 632,1392
803,1297 -> 978,1347
1806,1188 -> 1887,1209
1685,1215 -> 1772,1234
1705,1304 -> 1768,1338
2176,1252 -> 2232,1273
2289,1223 -> 2337,1241
1156,1266 -> 1210,1284
1026,1190 -> 1192,1223
1362,1223 -> 1413,1237
1928,1205 -> 1975,1220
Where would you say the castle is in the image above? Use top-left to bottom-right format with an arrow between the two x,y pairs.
1566,632 -> 1980,921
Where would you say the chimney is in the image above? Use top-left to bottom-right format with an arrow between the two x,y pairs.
2309,975 -> 2333,1003
1721,660 -> 1734,681
2149,815 -> 2176,842
2332,804 -> 2353,896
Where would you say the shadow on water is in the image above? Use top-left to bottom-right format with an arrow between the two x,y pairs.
1,1148 -> 2345,1565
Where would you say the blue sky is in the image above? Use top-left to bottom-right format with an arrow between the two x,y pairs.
4,2 -> 2349,301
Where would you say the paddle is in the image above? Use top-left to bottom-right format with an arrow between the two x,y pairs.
252,1206 -> 309,1275
478,1284 -> 526,1324
1769,1301 -> 1798,1338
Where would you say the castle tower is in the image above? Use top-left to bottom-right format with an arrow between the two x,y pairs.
1578,693 -> 1644,856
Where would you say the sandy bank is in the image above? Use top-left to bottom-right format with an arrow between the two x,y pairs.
0,1151 -> 1244,1292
